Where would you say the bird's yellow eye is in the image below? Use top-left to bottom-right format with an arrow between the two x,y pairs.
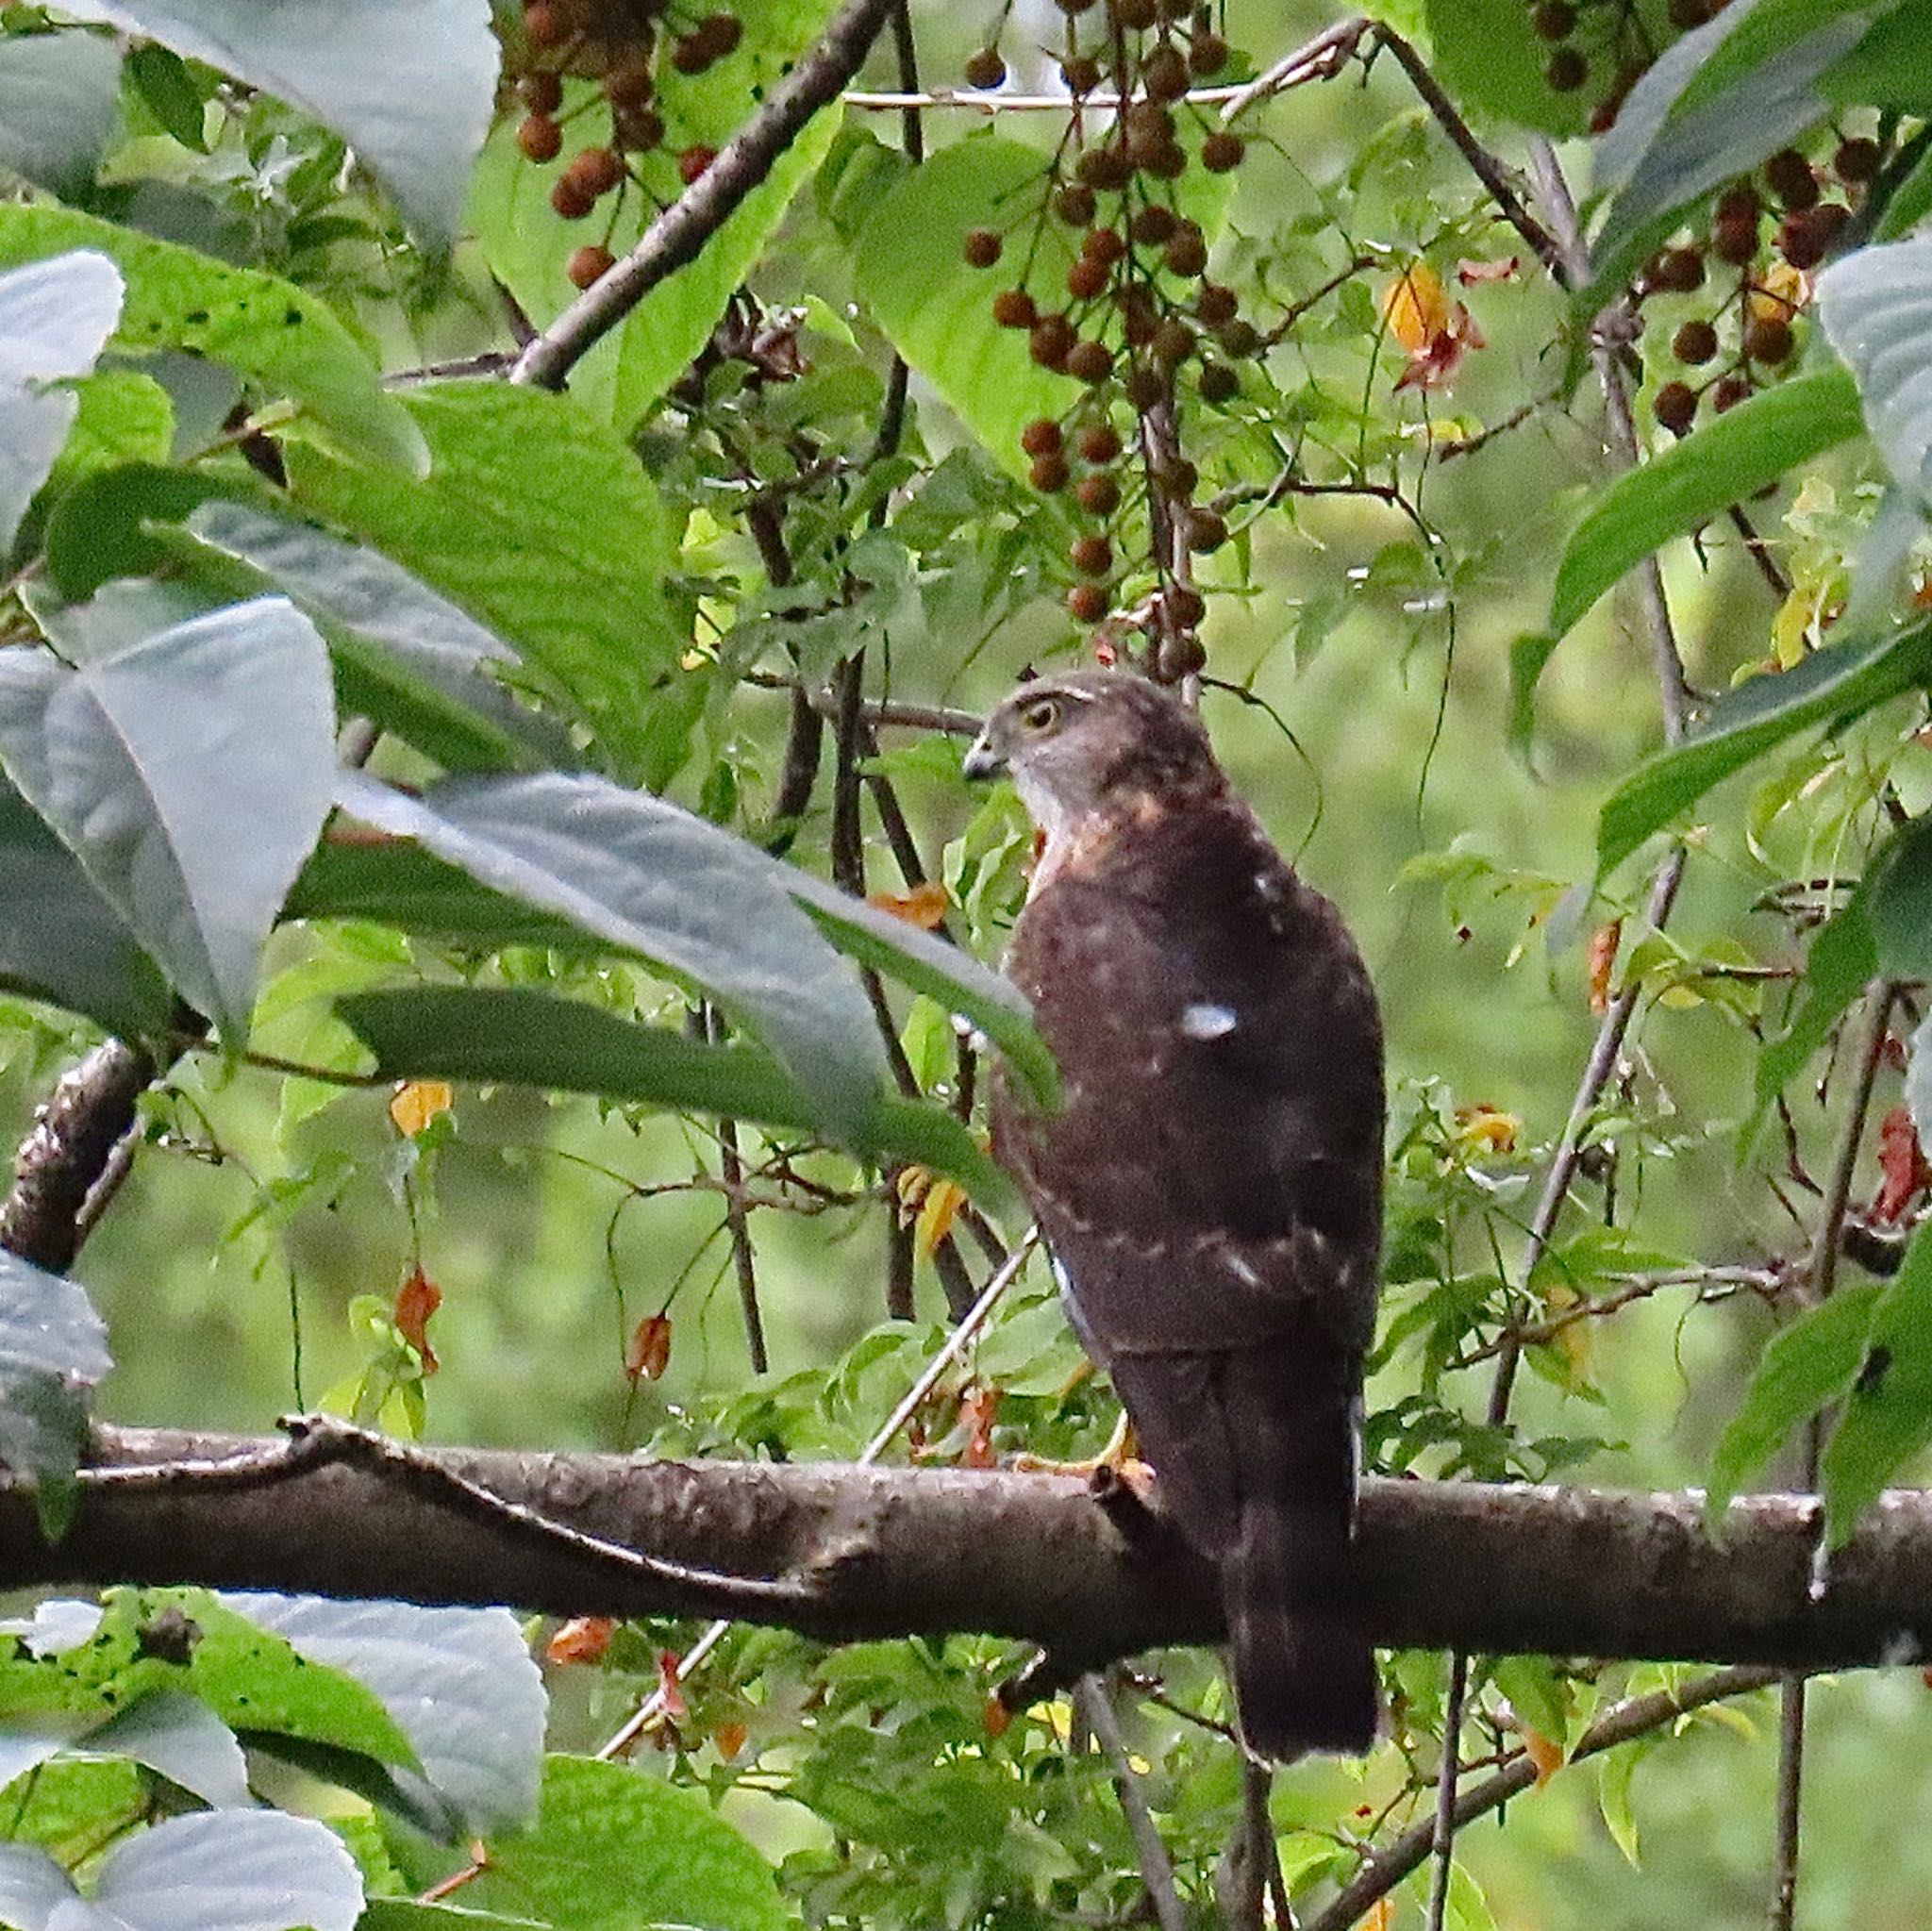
1020,697 -> 1061,734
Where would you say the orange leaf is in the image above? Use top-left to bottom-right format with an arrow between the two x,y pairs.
389,1079 -> 453,1137
916,1176 -> 968,1259
713,1719 -> 748,1759
1382,263 -> 1448,352
1874,1106 -> 1929,1222
546,1616 -> 616,1664
959,1384 -> 1002,1469
1364,1901 -> 1393,1931
657,1649 -> 688,1720
866,881 -> 950,930
1523,1725 -> 1565,1787
982,1695 -> 1013,1738
393,1267 -> 441,1374
1455,1104 -> 1519,1156
626,1313 -> 673,1382
1587,918 -> 1623,1017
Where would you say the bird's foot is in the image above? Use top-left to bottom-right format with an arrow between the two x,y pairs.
1009,1410 -> 1141,1479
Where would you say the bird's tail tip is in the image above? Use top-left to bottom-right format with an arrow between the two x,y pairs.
1228,1613 -> 1379,1760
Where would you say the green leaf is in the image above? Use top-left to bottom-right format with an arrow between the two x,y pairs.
0,1250 -> 110,1513
1872,135 -> 1932,243
0,205 -> 426,472
1553,369 -> 1863,642
41,370 -> 175,503
1707,1280 -> 1883,1519
1596,619 -> 1932,875
179,500 -> 578,774
0,773 -> 172,1037
1817,235 -> 1932,512
0,250 -> 124,554
1822,1222 -> 1932,1543
475,1755 -> 787,1931
53,0 -> 497,250
1822,0 -> 1932,110
360,1907 -> 551,1931
854,134 -> 1083,481
42,460 -> 242,599
1865,814 -> 1932,977
0,597 -> 338,1039
338,987 -> 1017,1211
286,840 -> 589,951
286,384 -> 682,782
0,28 -> 123,198
85,1690 -> 252,1809
1752,888 -> 1877,1109
1423,0 -> 1674,135
1596,1744 -> 1643,1864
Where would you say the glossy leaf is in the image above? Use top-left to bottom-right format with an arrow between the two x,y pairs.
0,250 -> 124,553
0,774 -> 172,1037
339,987 -> 1017,1210
53,0 -> 497,250
0,206 -> 425,473
1597,619 -> 1932,875
285,384 -> 680,781
286,840 -> 588,952
0,1250 -> 111,1506
180,501 -> 576,774
1822,1223 -> 1932,1543
87,1692 -> 253,1809
1816,234 -> 1932,512
0,29 -> 123,199
1423,0 -> 1673,136
1822,0 -> 1932,111
0,597 -> 337,1039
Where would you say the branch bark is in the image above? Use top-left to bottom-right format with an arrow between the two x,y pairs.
14,1429 -> 1932,1675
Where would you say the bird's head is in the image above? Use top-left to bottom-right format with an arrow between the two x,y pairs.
963,671 -> 1220,841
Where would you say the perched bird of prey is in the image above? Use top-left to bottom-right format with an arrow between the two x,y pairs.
963,670 -> 1384,1759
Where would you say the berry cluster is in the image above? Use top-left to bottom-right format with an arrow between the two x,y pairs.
960,0 -> 1255,660
1641,139 -> 1882,438
1530,0 -> 1724,131
505,0 -> 741,289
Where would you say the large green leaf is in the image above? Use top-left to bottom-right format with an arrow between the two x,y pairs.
0,1251 -> 110,1510
1822,1223 -> 1932,1543
52,0 -> 496,250
286,383 -> 682,782
475,1756 -> 787,1931
0,205 -> 425,472
1706,1280 -> 1883,1519
0,597 -> 337,1039
1597,618 -> 1932,875
1822,0 -> 1932,111
286,840 -> 588,951
179,500 -> 577,774
0,28 -> 123,199
1424,0 -> 1674,135
0,774 -> 171,1037
1817,235 -> 1932,513
339,987 -> 1015,1208
0,250 -> 124,554
1752,886 -> 1876,1109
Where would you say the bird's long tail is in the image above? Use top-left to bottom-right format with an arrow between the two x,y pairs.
1217,1346 -> 1377,1760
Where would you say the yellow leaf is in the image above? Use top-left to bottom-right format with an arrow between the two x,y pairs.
389,1079 -> 453,1136
1749,260 -> 1809,322
1524,1726 -> 1565,1786
1454,1104 -> 1519,1156
867,881 -> 951,930
1381,263 -> 1446,353
915,1176 -> 968,1259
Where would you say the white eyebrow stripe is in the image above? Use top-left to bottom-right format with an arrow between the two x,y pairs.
1180,1002 -> 1239,1040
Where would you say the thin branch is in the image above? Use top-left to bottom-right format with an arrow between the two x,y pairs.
1423,1650 -> 1469,1931
1772,1677 -> 1807,1931
745,671 -> 984,737
1075,1677 -> 1188,1931
510,0 -> 900,390
707,1008 -> 769,1375
1306,1668 -> 1783,1931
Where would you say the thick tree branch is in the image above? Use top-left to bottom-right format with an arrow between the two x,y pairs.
13,1431 -> 1932,1675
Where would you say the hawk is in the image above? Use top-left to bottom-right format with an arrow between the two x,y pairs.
964,670 -> 1384,1758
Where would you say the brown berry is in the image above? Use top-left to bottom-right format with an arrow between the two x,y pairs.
1711,216 -> 1758,266
1079,423 -> 1123,463
1545,47 -> 1587,91
1083,226 -> 1127,266
1071,535 -> 1113,576
1647,246 -> 1706,292
1201,130 -> 1244,174
1076,473 -> 1121,515
1186,508 -> 1227,553
1744,316 -> 1793,364
1141,140 -> 1188,182
1066,339 -> 1114,383
1144,44 -> 1189,100
701,12 -> 742,57
1030,313 -> 1077,370
1121,291 -> 1159,347
1152,317 -> 1193,364
1055,183 -> 1098,225
677,144 -> 716,185
1158,455 -> 1198,497
1712,374 -> 1751,412
1835,137 -> 1882,184
1653,380 -> 1697,434
1163,225 -> 1208,276
605,64 -> 652,110
520,70 -> 563,112
992,288 -> 1038,329
517,113 -> 562,163
1076,145 -> 1133,191
1765,149 -> 1819,210
1029,451 -> 1070,492
964,46 -> 1007,89
1157,629 -> 1208,680
1126,361 -> 1167,410
1022,418 -> 1063,457
1776,208 -> 1831,268
963,228 -> 1003,269
1130,204 -> 1178,246
1067,255 -> 1110,301
1195,282 -> 1238,326
1067,583 -> 1108,623
1111,0 -> 1158,26
1532,1 -> 1577,38
615,105 -> 664,151
524,2 -> 568,48
672,34 -> 710,73
1163,585 -> 1207,627
568,243 -> 615,289
1716,184 -> 1761,225
1672,318 -> 1719,363
549,175 -> 593,218
565,146 -> 624,197
1189,32 -> 1229,75
1667,0 -> 1710,24
1057,0 -> 1099,12
1217,318 -> 1260,357
1198,361 -> 1239,404
1061,54 -> 1103,93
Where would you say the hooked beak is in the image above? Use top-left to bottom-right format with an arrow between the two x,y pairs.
962,730 -> 1005,781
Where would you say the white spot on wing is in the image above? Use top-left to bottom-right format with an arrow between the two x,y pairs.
1180,1002 -> 1239,1040
1226,1253 -> 1262,1289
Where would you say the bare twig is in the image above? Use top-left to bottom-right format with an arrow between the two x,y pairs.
1075,1677 -> 1188,1931
1424,1649 -> 1469,1931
